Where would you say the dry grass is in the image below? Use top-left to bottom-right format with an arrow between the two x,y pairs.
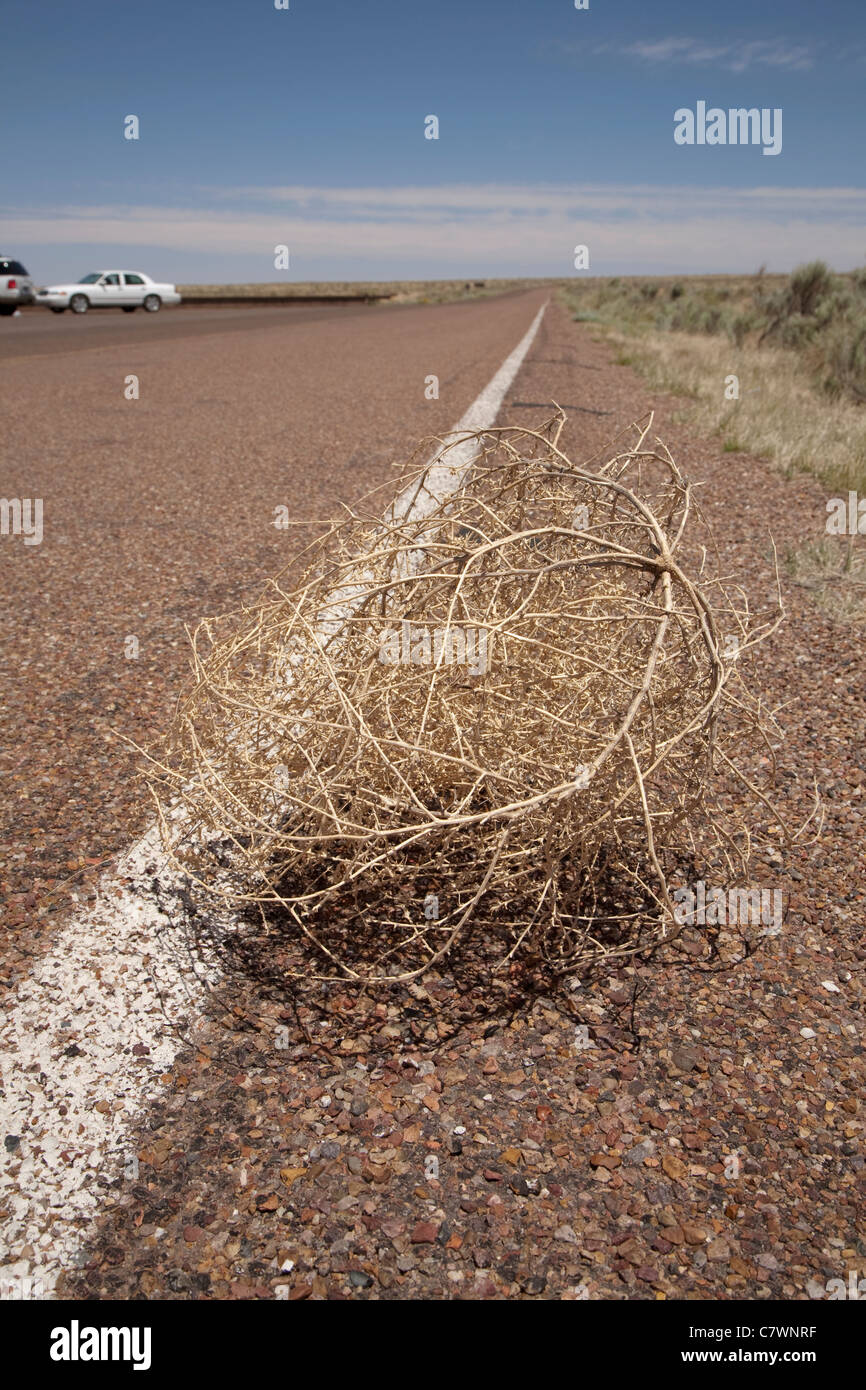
782,537 -> 866,625
178,281 -> 395,300
560,268 -> 866,496
598,327 -> 866,496
560,269 -> 866,621
178,277 -> 560,305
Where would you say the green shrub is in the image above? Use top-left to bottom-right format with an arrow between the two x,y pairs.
788,260 -> 834,317
819,317 -> 866,402
760,260 -> 835,344
729,312 -> 755,348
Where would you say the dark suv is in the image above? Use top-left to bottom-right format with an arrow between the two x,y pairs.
0,256 -> 35,314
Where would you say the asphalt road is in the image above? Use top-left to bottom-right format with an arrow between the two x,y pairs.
0,301 -> 403,361
0,288 -> 550,945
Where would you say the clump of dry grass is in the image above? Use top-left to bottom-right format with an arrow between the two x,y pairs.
598,329 -> 866,496
783,536 -> 866,624
144,414 -> 806,989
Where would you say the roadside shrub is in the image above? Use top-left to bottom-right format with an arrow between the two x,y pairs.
788,260 -> 835,318
760,260 -> 835,345
729,312 -> 756,348
563,263 -> 866,406
669,300 -> 727,336
818,316 -> 866,402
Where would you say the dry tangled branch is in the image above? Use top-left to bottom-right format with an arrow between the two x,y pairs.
144,411 -> 795,991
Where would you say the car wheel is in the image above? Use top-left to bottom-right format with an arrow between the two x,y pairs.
69,294 -> 89,314
122,306 -> 137,313
51,307 -> 66,314
142,294 -> 161,313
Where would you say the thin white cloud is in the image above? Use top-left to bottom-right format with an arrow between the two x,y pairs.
4,184 -> 863,275
604,36 -> 815,72
542,35 -> 818,72
192,184 -> 866,218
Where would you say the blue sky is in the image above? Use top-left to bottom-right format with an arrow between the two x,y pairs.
3,0 -> 864,282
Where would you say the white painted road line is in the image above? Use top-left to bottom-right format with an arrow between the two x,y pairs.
0,826 -> 206,1298
0,301 -> 547,1298
393,300 -> 547,522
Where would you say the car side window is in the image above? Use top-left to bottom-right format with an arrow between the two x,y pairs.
123,274 -> 145,285
101,274 -> 120,286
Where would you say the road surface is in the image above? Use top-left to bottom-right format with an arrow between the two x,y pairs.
1,290 -> 863,1308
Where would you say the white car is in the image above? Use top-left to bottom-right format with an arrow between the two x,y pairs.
35,271 -> 181,315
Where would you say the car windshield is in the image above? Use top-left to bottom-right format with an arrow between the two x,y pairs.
77,273 -> 102,284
